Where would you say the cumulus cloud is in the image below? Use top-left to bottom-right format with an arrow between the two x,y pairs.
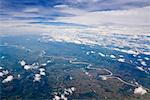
24,65 -> 32,70
2,70 -> 9,75
53,87 -> 76,100
144,57 -> 149,60
110,55 -> 116,59
101,76 -> 108,80
0,66 -> 3,69
118,58 -> 125,62
98,52 -> 106,57
2,75 -> 14,83
39,68 -> 45,72
33,74 -> 41,82
39,68 -> 46,76
134,86 -> 147,95
140,60 -> 147,66
41,63 -> 47,66
53,95 -> 60,100
40,71 -> 46,76
0,72 -> 4,77
20,60 -> 26,66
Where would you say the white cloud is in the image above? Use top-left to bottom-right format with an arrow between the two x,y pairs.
39,68 -> 45,72
70,87 -> 76,92
134,86 -> 147,95
90,51 -> 95,54
1,6 -> 149,35
0,66 -> 3,69
20,60 -> 26,66
17,74 -> 21,78
140,61 -> 147,66
33,74 -> 41,82
56,6 -> 150,34
1,56 -> 5,59
53,95 -> 61,100
23,8 -> 39,13
24,65 -> 32,70
101,76 -> 108,80
40,71 -> 46,76
53,87 -> 76,100
60,94 -> 67,100
110,55 -> 116,59
86,51 -> 90,55
2,75 -> 14,83
98,52 -> 105,57
2,70 -> 9,75
85,72 -> 89,75
144,57 -> 149,60
118,58 -> 125,62
0,72 -> 4,77
136,66 -> 145,71
41,63 -> 47,66
0,5 -> 149,56
54,4 -> 69,8
39,68 -> 46,76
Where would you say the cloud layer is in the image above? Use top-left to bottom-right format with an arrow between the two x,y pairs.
0,0 -> 150,35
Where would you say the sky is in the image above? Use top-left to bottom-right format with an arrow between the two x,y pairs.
0,0 -> 150,35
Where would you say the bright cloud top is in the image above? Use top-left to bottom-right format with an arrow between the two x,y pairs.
134,86 -> 147,95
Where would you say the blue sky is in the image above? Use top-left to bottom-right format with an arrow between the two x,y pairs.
0,0 -> 150,34
1,0 -> 149,11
